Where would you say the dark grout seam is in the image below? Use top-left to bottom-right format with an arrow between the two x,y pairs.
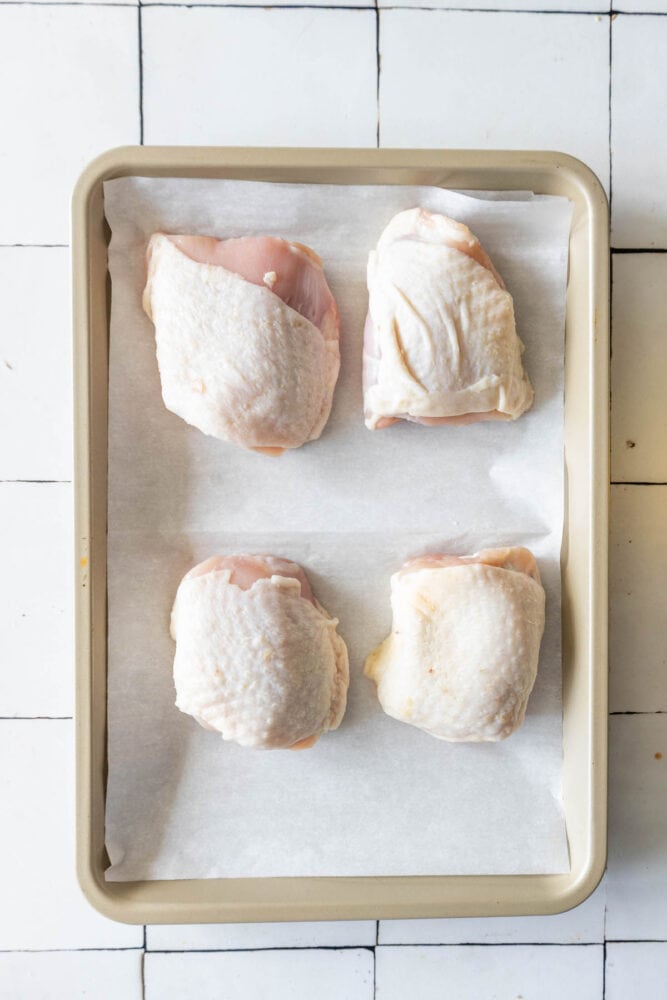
140,3 -> 377,9
4,941 -> 666,957
145,944 -> 381,954
2,3 -> 667,12
609,710 -> 667,715
375,4 -> 380,148
374,941 -> 607,948
145,942 -> 609,953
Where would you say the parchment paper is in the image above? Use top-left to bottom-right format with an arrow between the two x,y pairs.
103,177 -> 572,880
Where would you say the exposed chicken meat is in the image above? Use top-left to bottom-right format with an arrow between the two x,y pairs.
364,547 -> 545,742
171,554 -> 349,749
143,234 -> 341,454
363,209 -> 534,430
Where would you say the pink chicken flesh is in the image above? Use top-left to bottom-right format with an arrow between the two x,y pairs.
183,553 -> 317,608
143,234 -> 341,456
165,235 -> 340,346
399,547 -> 541,584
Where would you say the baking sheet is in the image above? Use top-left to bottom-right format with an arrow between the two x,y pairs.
103,177 -> 572,880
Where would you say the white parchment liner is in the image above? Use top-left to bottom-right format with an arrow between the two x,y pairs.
103,178 -> 572,880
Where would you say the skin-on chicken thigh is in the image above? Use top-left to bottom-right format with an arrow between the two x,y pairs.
143,234 -> 341,454
171,555 -> 349,749
363,209 -> 534,430
364,547 -> 545,742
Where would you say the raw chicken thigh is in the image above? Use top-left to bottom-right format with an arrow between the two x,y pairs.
143,233 -> 341,454
363,209 -> 534,430
364,547 -> 545,742
171,554 -> 349,749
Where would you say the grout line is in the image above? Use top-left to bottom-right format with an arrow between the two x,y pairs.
611,247 -> 667,253
129,4 -> 667,13
138,5 -> 145,145
605,938 -> 667,943
610,482 -> 667,486
373,941 -> 609,948
145,944 -> 385,954
375,4 -> 380,149
139,3 -> 377,9
145,943 -> 610,953
0,479 -> 71,484
378,5 -> 616,10
602,940 -> 607,999
372,944 -> 377,996
0,716 -> 73,721
375,921 -> 380,946
6,942 -> 667,956
1,3 -> 667,12
609,710 -> 667,715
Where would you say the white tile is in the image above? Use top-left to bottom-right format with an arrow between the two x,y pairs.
0,7 -> 138,244
145,949 -> 374,1000
379,878 -> 606,944
606,943 -> 667,1000
614,0 -> 667,10
612,16 -> 667,247
148,0 -> 360,5
375,944 -> 603,1000
0,0 -> 137,4
0,952 -> 143,1000
148,919 -> 376,951
379,11 -> 610,193
143,8 -> 377,148
607,715 -> 667,940
379,0 -> 608,8
0,484 -> 73,717
0,248 -> 71,481
611,255 -> 667,483
0,720 -> 142,949
609,486 -> 667,713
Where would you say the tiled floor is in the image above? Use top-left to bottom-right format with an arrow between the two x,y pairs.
1,2 -> 665,997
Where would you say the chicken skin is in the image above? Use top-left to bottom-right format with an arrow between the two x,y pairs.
143,234 -> 341,454
363,209 -> 534,430
171,555 -> 349,749
364,548 -> 545,742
